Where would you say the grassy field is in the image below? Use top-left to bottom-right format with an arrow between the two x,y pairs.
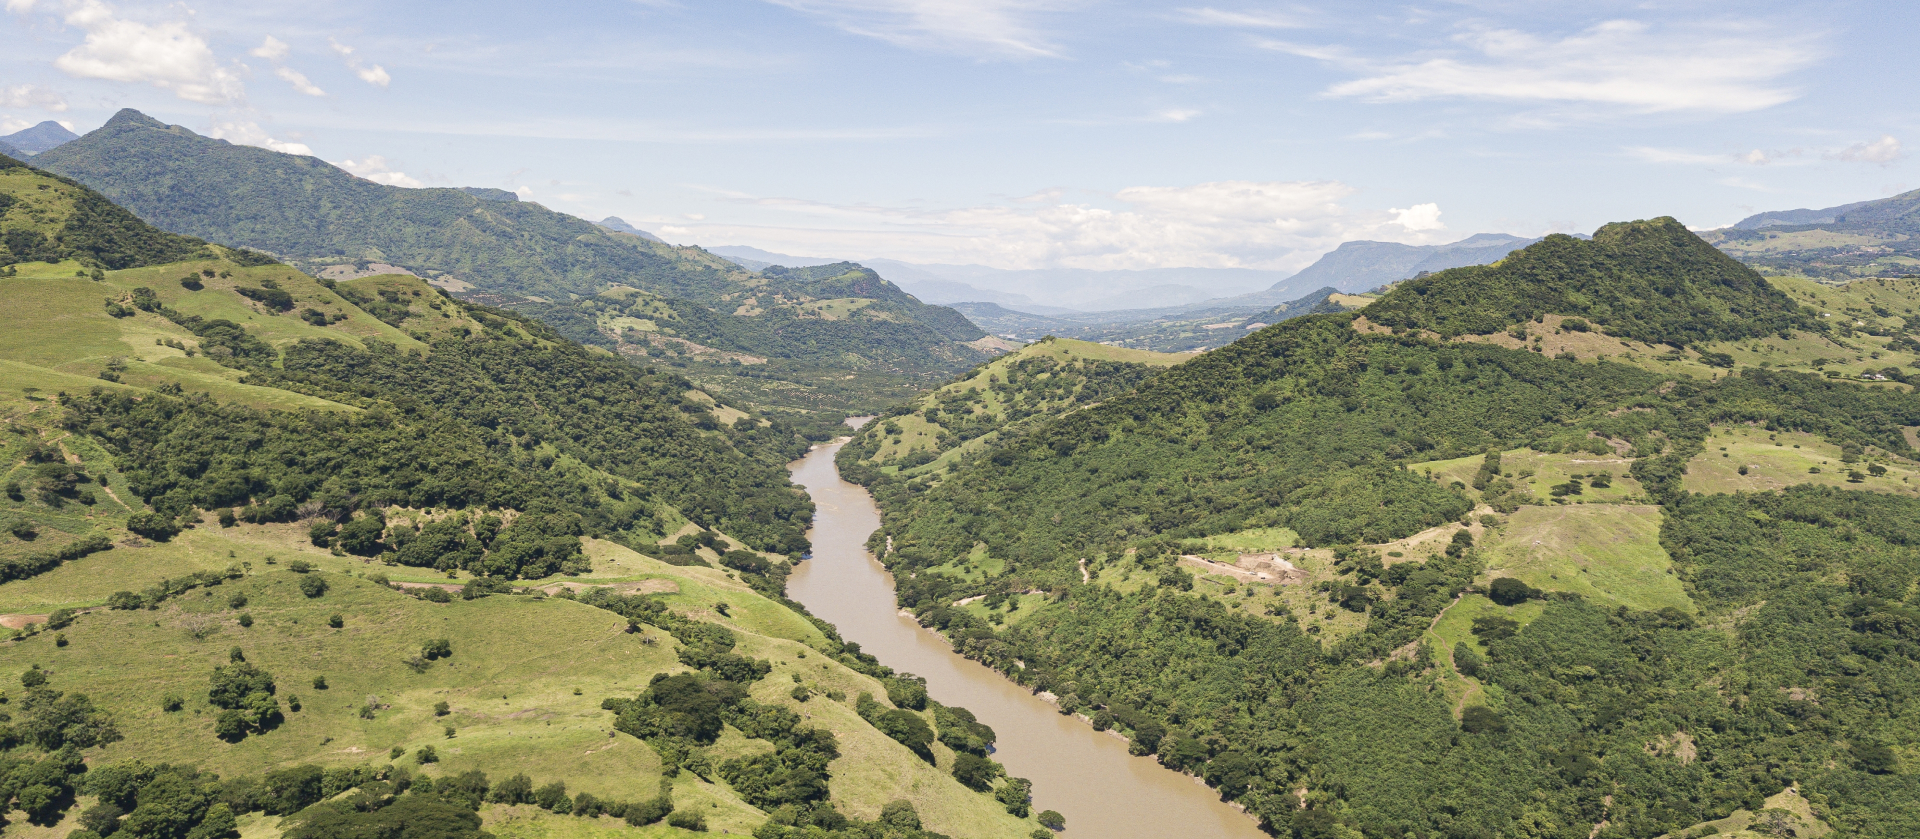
1476,505 -> 1692,613
1652,787 -> 1832,839
1414,448 -> 1648,505
1683,425 -> 1920,496
0,556 -> 1039,838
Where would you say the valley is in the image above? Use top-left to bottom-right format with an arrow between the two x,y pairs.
6,116 -> 1920,839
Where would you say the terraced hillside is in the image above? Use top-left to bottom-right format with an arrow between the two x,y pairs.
0,157 -> 1050,839
843,218 -> 1920,838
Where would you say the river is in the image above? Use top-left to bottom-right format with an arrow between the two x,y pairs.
786,441 -> 1268,839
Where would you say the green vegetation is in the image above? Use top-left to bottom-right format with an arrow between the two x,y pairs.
35,111 -> 994,421
1703,188 -> 1920,281
1366,217 -> 1816,346
843,223 -> 1920,837
0,175 -> 1039,837
1,151 -> 215,271
527,265 -> 992,420
841,337 -> 1181,483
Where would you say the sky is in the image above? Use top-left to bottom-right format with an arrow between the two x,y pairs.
2,0 -> 1916,276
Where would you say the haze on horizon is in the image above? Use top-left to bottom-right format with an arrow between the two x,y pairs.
2,0 -> 1914,278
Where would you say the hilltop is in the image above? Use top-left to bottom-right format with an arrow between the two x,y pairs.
842,219 -> 1920,838
0,158 -> 1049,839
841,338 -> 1184,485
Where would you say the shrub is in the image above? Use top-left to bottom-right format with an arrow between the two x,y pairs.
1037,810 -> 1066,830
416,745 -> 438,764
665,810 -> 706,831
126,512 -> 181,541
298,575 -> 327,598
421,639 -> 452,660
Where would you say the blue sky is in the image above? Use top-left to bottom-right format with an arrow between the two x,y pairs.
3,0 -> 1915,274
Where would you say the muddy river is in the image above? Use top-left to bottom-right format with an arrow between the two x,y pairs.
786,441 -> 1267,839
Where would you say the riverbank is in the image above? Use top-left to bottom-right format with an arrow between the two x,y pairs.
785,442 -> 1267,839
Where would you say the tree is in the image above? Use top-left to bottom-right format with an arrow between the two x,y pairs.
126,512 -> 181,541
1461,706 -> 1507,734
996,777 -> 1033,818
952,752 -> 999,791
1487,577 -> 1537,606
1037,810 -> 1066,831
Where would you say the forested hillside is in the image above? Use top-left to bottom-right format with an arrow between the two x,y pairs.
35,110 -> 995,419
841,338 -> 1181,482
843,220 -> 1920,838
0,158 -> 1051,839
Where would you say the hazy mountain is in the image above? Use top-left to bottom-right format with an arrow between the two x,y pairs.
0,120 -> 79,155
596,216 -> 666,242
708,244 -> 846,272
0,139 -> 21,158
1276,232 -> 1539,294
1704,188 -> 1920,280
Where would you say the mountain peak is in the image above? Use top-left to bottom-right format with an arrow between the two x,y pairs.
1364,217 -> 1810,345
100,108 -> 168,132
0,119 -> 81,155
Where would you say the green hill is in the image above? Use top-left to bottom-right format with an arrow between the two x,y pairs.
840,338 -> 1182,484
0,161 -> 1045,839
1364,217 -> 1815,345
34,111 -> 991,420
524,263 -> 993,420
1,152 -> 217,271
842,222 -> 1920,838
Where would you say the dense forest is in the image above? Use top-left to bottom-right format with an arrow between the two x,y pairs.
843,222 -> 1920,838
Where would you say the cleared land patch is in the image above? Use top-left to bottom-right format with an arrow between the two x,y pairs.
1683,425 -> 1920,496
1478,504 -> 1692,613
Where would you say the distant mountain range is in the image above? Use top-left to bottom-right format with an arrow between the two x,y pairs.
708,233 -> 1539,316
1703,188 -> 1920,281
0,120 -> 79,155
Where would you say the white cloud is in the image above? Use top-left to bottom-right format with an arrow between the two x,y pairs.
764,0 -> 1070,58
1827,135 -> 1903,165
249,35 -> 289,60
274,66 -> 325,97
1154,108 -> 1201,122
679,179 -> 1450,271
336,155 -> 424,188
1179,7 -> 1302,29
0,84 -> 67,111
353,64 -> 391,88
1290,20 -> 1818,115
52,0 -> 244,105
1391,203 -> 1443,231
209,120 -> 313,156
329,37 -> 391,88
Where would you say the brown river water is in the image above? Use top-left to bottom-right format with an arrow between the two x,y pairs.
786,441 -> 1268,839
